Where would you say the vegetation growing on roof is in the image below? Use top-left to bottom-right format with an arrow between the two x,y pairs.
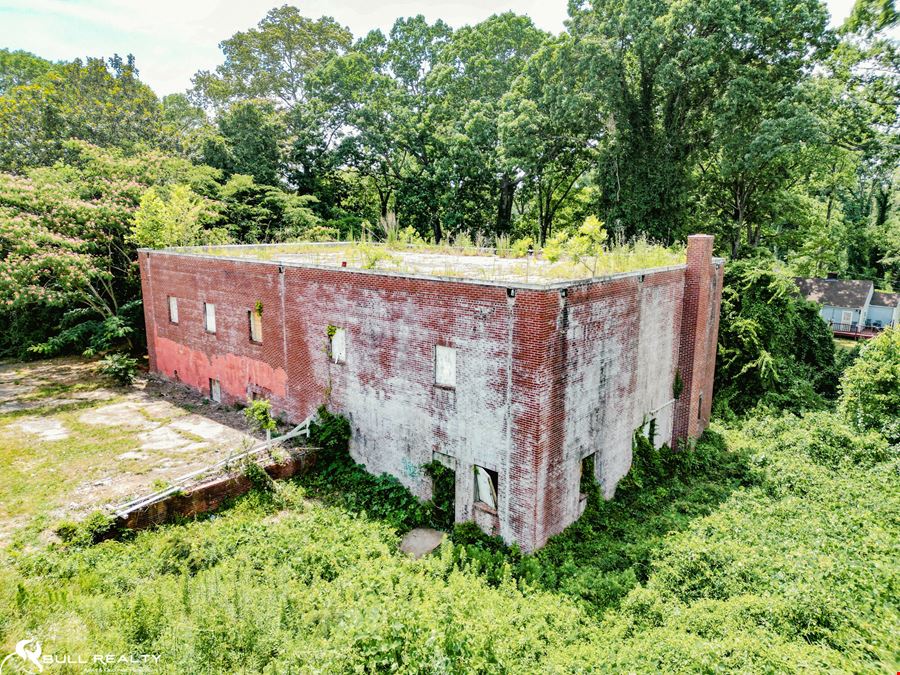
177,229 -> 686,284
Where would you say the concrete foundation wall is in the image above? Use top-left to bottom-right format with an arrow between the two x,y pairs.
139,235 -> 722,552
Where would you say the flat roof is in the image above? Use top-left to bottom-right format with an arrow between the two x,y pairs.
146,242 -> 693,289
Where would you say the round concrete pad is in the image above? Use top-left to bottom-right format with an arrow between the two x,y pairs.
399,527 -> 446,559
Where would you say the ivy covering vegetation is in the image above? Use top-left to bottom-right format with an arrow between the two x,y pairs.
714,254 -> 841,416
0,333 -> 895,671
0,413 -> 895,669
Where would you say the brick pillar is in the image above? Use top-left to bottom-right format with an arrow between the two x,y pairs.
672,235 -> 720,446
138,250 -> 158,371
505,288 -> 559,552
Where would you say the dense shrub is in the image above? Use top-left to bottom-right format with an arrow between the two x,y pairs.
243,398 -> 276,435
303,407 -> 431,529
714,255 -> 839,416
840,327 -> 900,442
1,408 -> 895,672
98,352 -> 139,386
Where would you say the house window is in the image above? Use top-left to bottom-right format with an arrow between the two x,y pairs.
209,378 -> 221,403
204,303 -> 216,333
435,345 -> 456,388
330,327 -> 346,363
248,309 -> 263,343
168,296 -> 179,324
474,465 -> 498,509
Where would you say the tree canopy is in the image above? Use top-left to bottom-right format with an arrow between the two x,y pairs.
0,0 -> 897,357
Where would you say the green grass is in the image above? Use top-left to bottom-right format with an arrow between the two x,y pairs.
0,396 -> 136,532
0,409 -> 895,672
834,337 -> 860,350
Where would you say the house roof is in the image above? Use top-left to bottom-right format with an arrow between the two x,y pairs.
871,291 -> 900,308
794,277 -> 873,309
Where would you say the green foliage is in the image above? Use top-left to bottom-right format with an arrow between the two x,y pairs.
190,6 -> 353,108
0,54 -> 162,172
509,236 -> 533,258
356,242 -> 396,269
242,459 -> 274,493
130,184 -> 226,248
839,327 -> 900,442
54,510 -> 116,547
0,141 -> 216,356
672,370 -> 684,400
98,352 -> 138,386
218,173 -> 319,243
1,406 -> 896,671
303,408 -> 429,530
243,399 -> 276,434
499,35 -> 598,242
27,300 -> 143,358
715,255 -> 839,415
422,461 -> 455,530
201,99 -> 286,186
0,48 -> 54,94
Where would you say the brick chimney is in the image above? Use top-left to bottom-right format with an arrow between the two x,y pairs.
672,235 -> 723,446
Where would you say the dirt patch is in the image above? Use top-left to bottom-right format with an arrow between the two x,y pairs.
0,357 -> 116,413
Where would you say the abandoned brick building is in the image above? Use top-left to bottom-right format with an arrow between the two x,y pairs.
138,234 -> 723,552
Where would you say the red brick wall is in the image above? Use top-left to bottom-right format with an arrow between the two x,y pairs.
140,241 -> 723,552
530,268 -> 686,549
672,235 -> 723,445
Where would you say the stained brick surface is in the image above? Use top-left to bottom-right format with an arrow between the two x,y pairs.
139,235 -> 722,551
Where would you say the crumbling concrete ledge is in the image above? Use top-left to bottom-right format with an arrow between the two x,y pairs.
116,448 -> 316,531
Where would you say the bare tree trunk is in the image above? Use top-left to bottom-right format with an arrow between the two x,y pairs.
539,187 -> 551,244
432,219 -> 443,244
496,175 -> 518,235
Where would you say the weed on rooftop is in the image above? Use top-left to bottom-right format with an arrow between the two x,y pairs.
176,235 -> 686,284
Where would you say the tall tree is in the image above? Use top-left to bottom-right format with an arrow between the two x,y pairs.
0,55 -> 161,172
199,99 -> 287,186
0,49 -> 54,94
429,13 -> 548,235
569,0 -> 830,246
190,5 -> 352,109
500,36 -> 600,243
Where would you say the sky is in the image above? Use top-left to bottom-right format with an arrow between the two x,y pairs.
0,0 -> 859,97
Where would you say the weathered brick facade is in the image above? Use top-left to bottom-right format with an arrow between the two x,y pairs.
138,235 -> 723,551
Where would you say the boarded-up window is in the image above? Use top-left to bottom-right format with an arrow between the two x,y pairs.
331,327 -> 346,363
249,309 -> 262,343
209,378 -> 221,403
204,303 -> 216,333
474,465 -> 498,509
435,345 -> 456,387
168,296 -> 178,324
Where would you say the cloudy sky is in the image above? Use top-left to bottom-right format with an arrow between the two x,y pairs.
0,0 -> 858,97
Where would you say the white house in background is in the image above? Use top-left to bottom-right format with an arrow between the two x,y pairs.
868,291 -> 900,329
795,275 -> 898,339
